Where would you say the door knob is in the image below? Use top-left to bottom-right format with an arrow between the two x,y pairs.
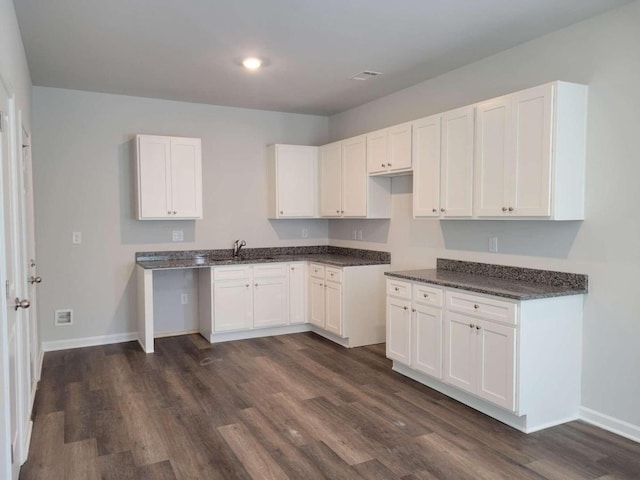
14,298 -> 30,311
29,276 -> 42,285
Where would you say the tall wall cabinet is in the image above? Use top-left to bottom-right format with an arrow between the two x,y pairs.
135,134 -> 202,220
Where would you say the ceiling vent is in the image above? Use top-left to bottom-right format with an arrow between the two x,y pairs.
349,70 -> 383,81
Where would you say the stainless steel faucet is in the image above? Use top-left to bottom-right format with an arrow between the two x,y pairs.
233,239 -> 246,258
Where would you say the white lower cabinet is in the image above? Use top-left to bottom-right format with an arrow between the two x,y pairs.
324,281 -> 343,336
386,297 -> 411,364
386,277 -> 583,433
308,264 -> 344,337
444,311 -> 516,410
199,260 -> 388,348
213,278 -> 253,332
288,263 -> 307,324
211,264 -> 289,333
413,303 -> 443,379
253,264 -> 289,328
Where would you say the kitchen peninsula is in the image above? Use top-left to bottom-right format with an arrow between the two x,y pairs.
136,246 -> 390,353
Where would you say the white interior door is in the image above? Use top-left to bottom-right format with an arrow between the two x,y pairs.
20,127 -> 40,403
0,78 -> 30,480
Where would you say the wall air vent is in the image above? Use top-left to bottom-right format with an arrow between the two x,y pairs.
349,70 -> 383,81
54,309 -> 73,326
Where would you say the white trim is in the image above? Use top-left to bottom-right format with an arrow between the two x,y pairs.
20,420 -> 32,465
209,324 -> 311,344
580,406 -> 640,444
41,332 -> 138,352
154,329 -> 199,339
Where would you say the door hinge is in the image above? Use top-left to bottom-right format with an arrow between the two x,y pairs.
5,280 -> 9,300
10,444 -> 14,464
0,111 -> 4,133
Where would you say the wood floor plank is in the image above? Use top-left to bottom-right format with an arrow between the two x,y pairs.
218,423 -> 290,480
21,333 -> 640,480
63,439 -> 100,480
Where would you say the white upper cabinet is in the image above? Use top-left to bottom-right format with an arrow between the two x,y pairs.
342,135 -> 367,217
320,137 -> 391,218
474,82 -> 587,220
475,95 -> 511,217
136,134 -> 202,220
267,144 -> 317,219
319,141 -> 343,217
412,114 -> 442,217
366,122 -> 412,175
366,129 -> 388,175
440,106 -> 475,218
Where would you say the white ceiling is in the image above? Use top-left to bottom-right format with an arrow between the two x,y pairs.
14,0 -> 631,116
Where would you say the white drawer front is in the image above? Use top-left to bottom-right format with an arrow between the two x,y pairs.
253,263 -> 287,278
446,290 -> 517,325
309,263 -> 325,279
413,284 -> 443,308
325,267 -> 343,284
387,279 -> 412,299
214,265 -> 251,280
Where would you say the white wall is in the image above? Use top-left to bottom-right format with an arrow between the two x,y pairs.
32,87 -> 328,343
328,1 -> 640,430
0,0 -> 32,129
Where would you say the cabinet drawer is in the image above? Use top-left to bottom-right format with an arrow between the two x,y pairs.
387,279 -> 412,299
413,284 -> 443,307
309,263 -> 325,279
325,267 -> 343,283
253,263 -> 287,278
446,290 -> 517,325
214,265 -> 251,280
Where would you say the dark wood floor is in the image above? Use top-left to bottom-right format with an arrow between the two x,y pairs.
20,332 -> 640,479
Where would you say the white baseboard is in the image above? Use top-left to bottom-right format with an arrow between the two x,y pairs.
41,332 -> 138,352
580,407 -> 640,444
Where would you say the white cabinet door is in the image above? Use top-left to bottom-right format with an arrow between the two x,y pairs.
412,115 -> 441,217
475,95 -> 510,217
214,280 -> 253,332
412,304 -> 442,379
288,263 -> 307,324
388,122 -> 412,171
170,137 -> 202,219
309,277 -> 325,327
137,135 -> 172,219
440,106 -> 474,218
253,276 -> 288,328
444,311 -> 476,394
475,319 -> 516,410
386,297 -> 411,365
324,281 -> 343,336
366,129 -> 388,174
342,135 -> 367,217
510,84 -> 553,217
319,142 -> 343,217
275,145 -> 316,217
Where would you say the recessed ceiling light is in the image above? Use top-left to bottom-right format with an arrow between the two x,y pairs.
242,57 -> 262,70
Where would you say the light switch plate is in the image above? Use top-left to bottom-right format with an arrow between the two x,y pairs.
172,230 -> 184,242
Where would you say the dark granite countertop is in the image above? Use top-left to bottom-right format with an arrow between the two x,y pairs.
136,246 -> 390,270
385,259 -> 588,301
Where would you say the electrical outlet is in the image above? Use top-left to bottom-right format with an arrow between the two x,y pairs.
357,230 -> 363,241
72,232 -> 82,244
172,230 -> 184,242
489,236 -> 498,253
181,293 -> 188,305
301,228 -> 308,238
